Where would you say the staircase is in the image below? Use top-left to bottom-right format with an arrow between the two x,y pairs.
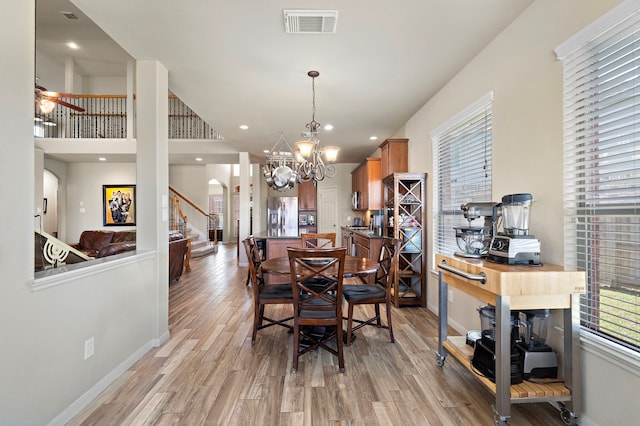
169,185 -> 219,260
185,228 -> 216,258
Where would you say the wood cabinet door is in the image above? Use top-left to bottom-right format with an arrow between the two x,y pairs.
380,138 -> 408,178
298,180 -> 316,211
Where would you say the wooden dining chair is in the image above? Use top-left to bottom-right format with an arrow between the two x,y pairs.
300,232 -> 336,249
287,246 -> 347,373
244,237 -> 294,343
342,237 -> 400,346
245,236 -> 262,286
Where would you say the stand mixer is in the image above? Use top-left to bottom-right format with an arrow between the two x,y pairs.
488,193 -> 541,265
453,202 -> 500,258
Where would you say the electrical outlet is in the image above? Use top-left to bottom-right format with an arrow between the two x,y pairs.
84,337 -> 94,360
448,289 -> 454,304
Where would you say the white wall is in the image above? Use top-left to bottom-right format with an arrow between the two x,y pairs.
82,76 -> 127,94
65,163 -> 137,243
43,169 -> 58,235
1,3 -> 161,425
44,158 -> 69,241
169,164 -> 209,236
401,1 -> 635,425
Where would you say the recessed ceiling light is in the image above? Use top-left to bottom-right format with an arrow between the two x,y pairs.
263,149 -> 270,153
239,124 -> 249,130
43,121 -> 56,127
195,157 -> 203,162
324,124 -> 334,131
98,157 -> 107,161
34,117 -> 43,122
369,136 -> 378,140
66,42 -> 79,49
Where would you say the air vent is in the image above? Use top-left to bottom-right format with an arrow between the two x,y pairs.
283,9 -> 338,34
59,11 -> 79,20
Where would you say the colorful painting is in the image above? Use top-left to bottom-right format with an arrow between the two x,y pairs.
103,185 -> 136,226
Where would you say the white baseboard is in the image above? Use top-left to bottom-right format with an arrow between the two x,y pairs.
47,339 -> 157,426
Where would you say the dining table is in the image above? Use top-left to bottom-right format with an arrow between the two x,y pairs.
261,254 -> 379,278
261,254 -> 380,345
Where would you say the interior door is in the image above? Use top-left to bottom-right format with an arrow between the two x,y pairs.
317,185 -> 338,236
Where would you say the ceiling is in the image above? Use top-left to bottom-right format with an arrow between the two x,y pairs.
37,0 -> 533,165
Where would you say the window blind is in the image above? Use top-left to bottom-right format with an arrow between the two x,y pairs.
559,2 -> 640,350
432,95 -> 493,257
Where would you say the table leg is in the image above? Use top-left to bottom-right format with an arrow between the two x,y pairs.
436,271 -> 448,366
494,295 -> 511,423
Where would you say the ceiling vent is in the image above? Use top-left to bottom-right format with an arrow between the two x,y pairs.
283,9 -> 338,34
59,11 -> 79,20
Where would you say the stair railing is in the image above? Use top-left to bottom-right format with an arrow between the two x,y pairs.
169,185 -> 219,261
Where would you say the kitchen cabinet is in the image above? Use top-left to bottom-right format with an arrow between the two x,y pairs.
383,172 -> 427,307
298,180 -> 316,211
351,158 -> 381,210
435,253 -> 585,425
379,138 -> 408,179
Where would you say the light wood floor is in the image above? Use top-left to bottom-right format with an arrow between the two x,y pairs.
69,244 -> 563,425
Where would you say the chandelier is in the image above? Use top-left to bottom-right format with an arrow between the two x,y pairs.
263,70 -> 340,191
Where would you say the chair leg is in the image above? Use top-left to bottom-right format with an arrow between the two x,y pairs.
292,321 -> 300,372
374,304 -> 382,326
252,302 -> 262,342
346,303 -> 355,346
386,300 -> 395,343
336,321 -> 345,373
246,269 -> 251,285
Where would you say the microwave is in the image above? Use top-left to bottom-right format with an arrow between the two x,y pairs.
351,191 -> 361,210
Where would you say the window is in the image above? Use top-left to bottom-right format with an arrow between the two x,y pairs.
431,93 -> 493,257
557,0 -> 640,351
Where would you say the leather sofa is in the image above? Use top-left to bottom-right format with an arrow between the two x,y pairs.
169,231 -> 189,283
70,230 -> 136,258
69,229 -> 189,282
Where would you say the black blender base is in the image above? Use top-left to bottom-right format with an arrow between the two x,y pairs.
471,340 -> 523,385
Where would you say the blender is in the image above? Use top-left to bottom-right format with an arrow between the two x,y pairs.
515,309 -> 558,379
453,202 -> 500,258
488,193 -> 541,265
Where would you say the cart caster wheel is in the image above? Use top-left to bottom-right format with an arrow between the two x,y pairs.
493,412 -> 508,425
559,403 -> 578,425
435,351 -> 446,367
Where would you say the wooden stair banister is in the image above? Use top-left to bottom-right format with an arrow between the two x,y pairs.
169,185 -> 219,246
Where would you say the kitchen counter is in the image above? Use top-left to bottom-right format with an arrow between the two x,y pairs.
254,230 -> 302,239
341,226 -> 385,239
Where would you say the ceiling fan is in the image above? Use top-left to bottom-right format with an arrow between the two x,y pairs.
35,84 -> 85,114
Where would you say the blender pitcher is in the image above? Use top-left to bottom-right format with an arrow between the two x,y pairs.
501,193 -> 533,236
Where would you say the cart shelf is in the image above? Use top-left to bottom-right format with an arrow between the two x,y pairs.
443,336 -> 572,401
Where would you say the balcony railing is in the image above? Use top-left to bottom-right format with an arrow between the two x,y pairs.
34,95 -> 223,140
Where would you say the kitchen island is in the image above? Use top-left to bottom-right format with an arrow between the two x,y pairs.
253,231 -> 302,260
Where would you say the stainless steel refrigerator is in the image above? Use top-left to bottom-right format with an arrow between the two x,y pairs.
267,197 -> 298,236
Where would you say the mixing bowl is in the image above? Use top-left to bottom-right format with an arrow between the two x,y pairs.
453,227 -> 492,257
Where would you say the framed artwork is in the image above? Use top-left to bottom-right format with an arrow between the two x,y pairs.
103,185 -> 136,226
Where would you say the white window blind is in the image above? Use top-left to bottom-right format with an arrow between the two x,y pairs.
432,94 -> 493,257
558,0 -> 640,351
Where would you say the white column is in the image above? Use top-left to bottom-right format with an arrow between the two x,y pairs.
126,59 -> 135,140
238,152 -> 250,266
136,60 -> 169,342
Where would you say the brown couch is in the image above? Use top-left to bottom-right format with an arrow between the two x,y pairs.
69,229 -> 189,282
70,230 -> 136,258
169,231 -> 189,282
